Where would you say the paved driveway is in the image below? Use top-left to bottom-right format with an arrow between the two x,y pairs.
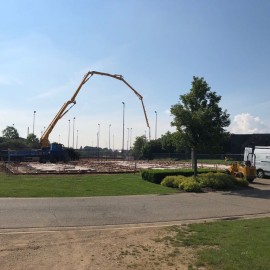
0,178 -> 269,231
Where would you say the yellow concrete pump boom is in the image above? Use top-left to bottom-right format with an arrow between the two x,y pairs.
40,71 -> 151,148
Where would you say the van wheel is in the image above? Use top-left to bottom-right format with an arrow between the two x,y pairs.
257,170 -> 265,178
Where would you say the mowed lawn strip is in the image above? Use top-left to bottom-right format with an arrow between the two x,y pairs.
0,173 -> 177,197
166,217 -> 270,270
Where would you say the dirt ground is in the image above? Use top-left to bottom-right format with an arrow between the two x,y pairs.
4,159 -> 227,175
0,226 -> 196,270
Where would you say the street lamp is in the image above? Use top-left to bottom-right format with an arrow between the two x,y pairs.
72,117 -> 76,148
155,111 -> 157,140
76,130 -> 78,149
122,102 -> 125,152
127,128 -> 129,151
68,120 -> 70,148
97,123 -> 100,148
33,111 -> 36,135
109,124 -> 111,150
97,123 -> 100,160
130,128 -> 132,149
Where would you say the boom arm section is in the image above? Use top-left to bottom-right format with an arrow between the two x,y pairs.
40,71 -> 150,148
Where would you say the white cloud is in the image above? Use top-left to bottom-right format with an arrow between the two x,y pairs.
229,113 -> 270,134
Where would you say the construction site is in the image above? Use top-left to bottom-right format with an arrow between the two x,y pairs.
1,158 -> 227,175
0,70 -> 229,176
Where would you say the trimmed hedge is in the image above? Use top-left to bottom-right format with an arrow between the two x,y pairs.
141,168 -> 221,184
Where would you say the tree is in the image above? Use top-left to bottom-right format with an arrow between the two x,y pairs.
170,76 -> 230,175
160,131 -> 186,153
132,135 -> 147,159
26,133 -> 40,148
2,126 -> 19,139
142,139 -> 162,160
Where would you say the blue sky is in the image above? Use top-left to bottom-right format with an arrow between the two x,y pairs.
1,0 -> 270,149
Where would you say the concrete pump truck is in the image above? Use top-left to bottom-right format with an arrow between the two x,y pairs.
38,71 -> 150,163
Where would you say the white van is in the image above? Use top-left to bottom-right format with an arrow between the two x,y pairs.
244,146 -> 270,178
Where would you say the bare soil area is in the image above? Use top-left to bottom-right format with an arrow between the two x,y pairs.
4,159 -> 226,175
0,226 -> 195,270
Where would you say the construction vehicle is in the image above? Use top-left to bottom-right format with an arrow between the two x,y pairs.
226,147 -> 256,182
39,71 -> 150,162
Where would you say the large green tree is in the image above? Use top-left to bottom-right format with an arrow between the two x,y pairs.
2,126 -> 19,139
170,76 -> 230,175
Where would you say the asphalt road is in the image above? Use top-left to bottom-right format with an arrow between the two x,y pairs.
0,178 -> 270,231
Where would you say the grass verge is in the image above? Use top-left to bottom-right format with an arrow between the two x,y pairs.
165,218 -> 270,270
0,172 -> 177,197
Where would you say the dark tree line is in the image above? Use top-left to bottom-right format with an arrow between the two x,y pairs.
0,126 -> 40,150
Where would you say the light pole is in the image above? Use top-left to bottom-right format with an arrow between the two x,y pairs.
72,117 -> 75,148
130,128 -> 132,149
97,123 -> 100,148
122,102 -> 125,152
76,130 -> 78,149
109,124 -> 111,150
68,120 -> 70,148
127,128 -> 129,151
33,111 -> 36,135
97,123 -> 100,160
155,111 -> 157,140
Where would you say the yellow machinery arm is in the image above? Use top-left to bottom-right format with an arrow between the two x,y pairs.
40,71 -> 150,148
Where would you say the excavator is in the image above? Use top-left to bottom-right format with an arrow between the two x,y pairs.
39,71 -> 150,162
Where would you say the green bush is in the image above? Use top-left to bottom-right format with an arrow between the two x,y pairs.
178,177 -> 202,192
197,172 -> 235,189
231,177 -> 249,187
141,168 -> 220,184
161,175 -> 186,188
161,176 -> 179,188
160,172 -> 249,192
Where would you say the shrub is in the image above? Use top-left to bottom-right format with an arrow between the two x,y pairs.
197,172 -> 235,190
161,172 -> 249,192
141,168 -> 221,184
161,176 -> 179,188
231,177 -> 249,187
161,175 -> 187,188
178,177 -> 202,192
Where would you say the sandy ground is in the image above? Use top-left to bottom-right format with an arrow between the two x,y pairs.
0,226 -> 195,270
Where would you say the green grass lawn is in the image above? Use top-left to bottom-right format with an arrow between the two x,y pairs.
166,218 -> 270,270
0,172 -> 177,197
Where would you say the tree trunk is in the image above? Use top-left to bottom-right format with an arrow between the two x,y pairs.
191,148 -> 198,176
